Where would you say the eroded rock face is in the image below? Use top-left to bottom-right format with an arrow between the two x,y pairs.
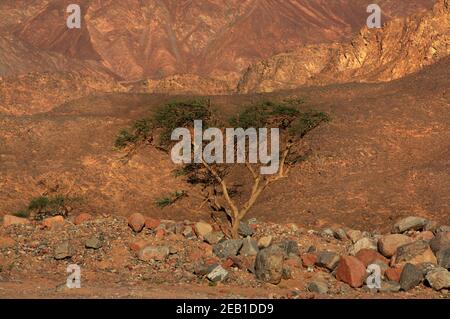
238,0 -> 450,93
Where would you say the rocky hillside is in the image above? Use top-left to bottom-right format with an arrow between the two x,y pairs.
238,0 -> 450,93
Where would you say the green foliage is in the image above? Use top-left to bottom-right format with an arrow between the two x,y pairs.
290,110 -> 330,137
27,195 -> 80,218
12,210 -> 30,218
115,99 -> 211,150
155,191 -> 187,208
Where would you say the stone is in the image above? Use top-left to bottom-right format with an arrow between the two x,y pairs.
238,221 -> 254,237
85,236 -> 103,249
54,241 -> 74,260
255,245 -> 285,284
128,213 -> 145,232
182,226 -> 195,238
417,262 -> 438,275
436,226 -> 450,233
42,216 -> 65,229
0,236 -> 16,249
321,228 -> 335,238
155,228 -> 165,239
3,215 -> 29,227
129,240 -> 149,252
144,218 -> 161,230
74,213 -> 92,225
392,240 -> 437,266
204,231 -> 225,245
194,221 -> 213,239
239,237 -> 259,256
316,251 -> 340,271
355,249 -> 389,267
412,231 -> 434,242
399,263 -> 423,291
207,265 -> 229,282
346,229 -> 363,243
385,266 -> 404,282
137,245 -> 170,261
336,256 -> 367,288
301,253 -> 317,267
379,281 -> 401,293
350,237 -> 377,255
429,232 -> 450,253
425,267 -> 450,291
436,247 -> 450,269
213,239 -> 243,259
394,216 -> 428,233
334,228 -> 347,240
257,236 -> 273,249
282,265 -> 292,280
280,240 -> 299,257
378,234 -> 413,257
307,281 -> 329,294
424,220 -> 438,233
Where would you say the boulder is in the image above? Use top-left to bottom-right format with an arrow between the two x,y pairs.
378,234 -> 413,257
392,240 -> 437,266
346,229 -> 363,243
257,236 -> 273,249
336,256 -> 367,288
255,245 -> 285,284
429,232 -> 450,253
54,241 -> 74,260
355,248 -> 389,267
138,245 -> 170,261
213,239 -> 243,259
239,237 -> 259,256
144,218 -> 161,230
350,237 -> 377,255
316,251 -> 340,271
128,213 -> 145,232
74,213 -> 92,225
425,267 -> 450,291
194,221 -> 213,239
436,247 -> 450,269
385,266 -> 404,282
307,280 -> 329,294
3,215 -> 29,227
399,263 -> 423,291
238,221 -> 255,237
42,216 -> 65,229
204,231 -> 225,245
394,216 -> 428,233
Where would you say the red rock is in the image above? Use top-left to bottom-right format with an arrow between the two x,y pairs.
3,215 -> 30,227
222,258 -> 234,269
137,245 -> 169,262
0,236 -> 16,249
355,249 -> 389,267
301,253 -> 317,267
378,234 -> 413,257
145,218 -> 161,230
285,257 -> 302,269
129,240 -> 149,252
41,216 -> 65,229
128,213 -> 145,232
74,213 -> 92,225
385,266 -> 404,282
412,231 -> 434,241
336,256 -> 367,288
155,228 -> 165,239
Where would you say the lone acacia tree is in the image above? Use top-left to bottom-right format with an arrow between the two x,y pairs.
116,99 -> 329,239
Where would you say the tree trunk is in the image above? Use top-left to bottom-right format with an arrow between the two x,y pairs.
231,217 -> 240,239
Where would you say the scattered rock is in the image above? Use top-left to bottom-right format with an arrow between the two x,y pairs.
385,266 -> 404,282
394,216 -> 428,233
321,228 -> 335,238
255,245 -> 285,284
3,215 -> 30,227
412,231 -> 434,242
194,221 -> 213,239
54,241 -> 74,260
238,221 -> 254,237
301,253 -> 317,267
182,226 -> 195,238
213,239 -> 243,259
336,256 -> 366,288
425,267 -> 450,291
282,265 -> 292,279
42,216 -> 65,229
145,218 -> 161,230
85,236 -> 103,249
379,281 -> 401,293
392,240 -> 437,266
378,234 -> 413,258
307,280 -> 329,294
128,213 -> 146,233
436,247 -> 450,269
350,237 -> 377,255
424,220 -> 438,233
346,229 -> 363,243
429,232 -> 450,253
207,265 -> 229,282
280,240 -> 299,257
204,231 -> 225,245
74,213 -> 92,225
316,251 -> 340,271
129,240 -> 149,252
240,237 -> 259,256
137,245 -> 170,262
334,228 -> 347,240
356,249 -> 389,267
436,226 -> 450,233
400,263 -> 423,291
258,236 -> 273,249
